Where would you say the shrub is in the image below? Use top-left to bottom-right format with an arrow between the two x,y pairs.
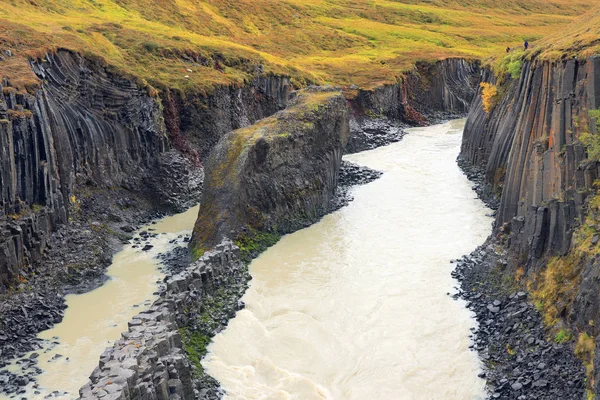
575,332 -> 595,360
580,108 -> 600,161
142,41 -> 160,53
554,329 -> 573,344
480,82 -> 498,113
507,60 -> 523,79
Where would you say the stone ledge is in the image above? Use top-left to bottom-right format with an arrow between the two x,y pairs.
79,240 -> 240,400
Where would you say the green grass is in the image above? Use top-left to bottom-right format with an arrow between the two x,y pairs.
554,329 -> 573,344
579,108 -> 600,162
0,0 -> 594,93
179,327 -> 211,375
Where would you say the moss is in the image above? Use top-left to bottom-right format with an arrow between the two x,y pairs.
234,228 -> 281,264
179,327 -> 211,375
190,247 -> 205,261
179,280 -> 248,377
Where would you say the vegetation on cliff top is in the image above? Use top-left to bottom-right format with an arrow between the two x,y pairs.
0,0 -> 592,93
533,8 -> 600,61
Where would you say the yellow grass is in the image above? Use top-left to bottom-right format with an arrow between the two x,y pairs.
0,0 -> 595,93
534,8 -> 600,61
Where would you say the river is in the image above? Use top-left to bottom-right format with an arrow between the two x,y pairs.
202,119 -> 492,399
0,206 -> 199,400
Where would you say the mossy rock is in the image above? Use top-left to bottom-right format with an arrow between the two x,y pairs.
190,87 -> 349,256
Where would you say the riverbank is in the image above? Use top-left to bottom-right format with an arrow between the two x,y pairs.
453,242 -> 587,399
0,193 -> 195,397
455,162 -> 588,399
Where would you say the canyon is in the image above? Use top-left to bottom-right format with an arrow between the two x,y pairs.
0,49 -> 484,399
1,4 -> 600,399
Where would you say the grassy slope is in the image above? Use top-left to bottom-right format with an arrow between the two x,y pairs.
0,0 -> 594,93
533,7 -> 600,60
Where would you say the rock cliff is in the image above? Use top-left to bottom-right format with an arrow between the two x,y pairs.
460,55 -> 600,393
350,59 -> 479,122
162,76 -> 290,161
347,58 -> 480,153
0,50 -> 168,287
0,50 -> 290,289
189,87 -> 349,254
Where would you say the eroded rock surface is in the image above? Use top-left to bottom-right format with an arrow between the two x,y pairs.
460,56 -> 600,394
190,87 -> 350,254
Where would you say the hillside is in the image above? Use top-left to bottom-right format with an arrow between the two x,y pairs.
0,0 -> 593,93
533,7 -> 600,60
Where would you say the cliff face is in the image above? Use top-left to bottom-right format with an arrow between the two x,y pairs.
461,57 -> 600,262
0,50 -> 290,289
351,58 -> 480,123
460,56 -> 600,392
190,88 -> 349,254
0,50 -> 168,286
345,58 -> 480,153
161,76 -> 290,161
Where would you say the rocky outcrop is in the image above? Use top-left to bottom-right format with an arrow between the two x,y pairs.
460,55 -> 600,393
346,58 -> 480,153
189,87 -> 349,254
0,50 -> 168,287
79,240 -> 241,400
161,76 -> 290,161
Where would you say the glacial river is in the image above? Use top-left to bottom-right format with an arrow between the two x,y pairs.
202,119 -> 493,399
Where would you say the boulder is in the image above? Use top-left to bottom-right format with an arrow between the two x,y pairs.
189,87 -> 349,255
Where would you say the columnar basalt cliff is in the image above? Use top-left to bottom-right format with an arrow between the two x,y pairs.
162,76 -> 291,160
461,57 -> 600,261
0,50 -> 290,290
0,50 -> 168,287
351,59 -> 480,123
189,87 -> 349,254
460,55 -> 600,393
346,58 -> 480,153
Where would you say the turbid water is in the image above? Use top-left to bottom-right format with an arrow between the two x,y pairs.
202,120 -> 493,399
0,206 -> 199,400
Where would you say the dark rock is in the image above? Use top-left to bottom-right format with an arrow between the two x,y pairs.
190,88 -> 350,253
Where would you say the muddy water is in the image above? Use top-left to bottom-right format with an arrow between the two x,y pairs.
1,206 -> 199,400
203,120 -> 492,399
